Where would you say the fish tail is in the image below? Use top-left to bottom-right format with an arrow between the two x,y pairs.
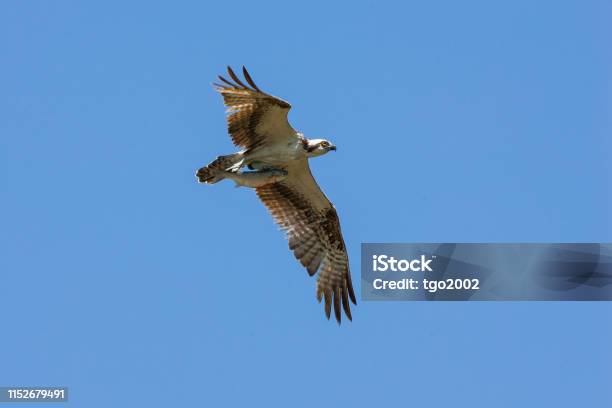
196,153 -> 243,184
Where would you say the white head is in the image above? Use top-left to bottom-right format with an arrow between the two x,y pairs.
305,138 -> 337,158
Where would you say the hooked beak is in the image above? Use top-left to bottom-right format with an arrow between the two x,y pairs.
329,145 -> 337,151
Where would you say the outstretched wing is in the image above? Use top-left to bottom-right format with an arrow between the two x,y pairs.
214,66 -> 297,151
255,159 -> 356,323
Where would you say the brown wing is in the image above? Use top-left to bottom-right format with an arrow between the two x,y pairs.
255,159 -> 356,323
214,66 -> 297,151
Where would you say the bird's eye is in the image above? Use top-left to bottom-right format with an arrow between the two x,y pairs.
321,142 -> 329,147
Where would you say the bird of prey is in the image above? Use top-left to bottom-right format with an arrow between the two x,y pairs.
196,66 -> 356,323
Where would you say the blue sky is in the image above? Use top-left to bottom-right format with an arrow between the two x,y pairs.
1,1 -> 611,406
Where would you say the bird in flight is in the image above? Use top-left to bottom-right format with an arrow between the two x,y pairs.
196,66 -> 356,323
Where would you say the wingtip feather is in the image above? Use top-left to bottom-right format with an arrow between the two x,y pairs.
242,66 -> 262,92
342,286 -> 352,321
217,75 -> 235,88
324,291 -> 332,320
227,66 -> 248,89
333,289 -> 341,324
347,273 -> 357,305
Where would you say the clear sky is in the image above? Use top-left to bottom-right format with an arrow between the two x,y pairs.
1,1 -> 611,407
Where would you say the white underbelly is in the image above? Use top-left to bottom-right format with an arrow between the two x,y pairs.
245,143 -> 304,166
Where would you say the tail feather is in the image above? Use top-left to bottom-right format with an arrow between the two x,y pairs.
196,153 -> 242,184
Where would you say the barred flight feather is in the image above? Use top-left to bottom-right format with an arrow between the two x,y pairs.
255,159 -> 356,323
213,66 -> 294,151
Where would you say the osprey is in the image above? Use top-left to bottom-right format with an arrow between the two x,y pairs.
196,66 -> 356,323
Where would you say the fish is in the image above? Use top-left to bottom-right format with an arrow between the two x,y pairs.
221,168 -> 288,188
